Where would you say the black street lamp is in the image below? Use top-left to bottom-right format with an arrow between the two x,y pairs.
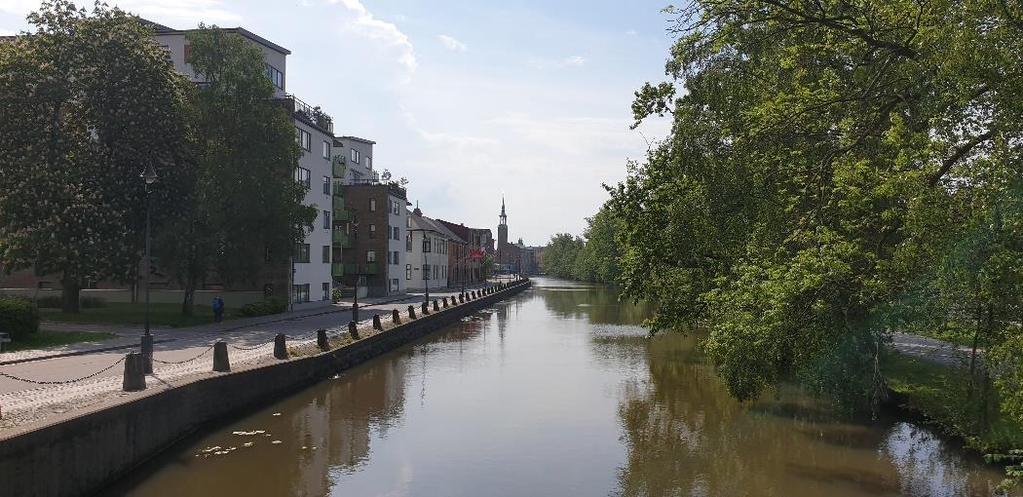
140,163 -> 158,374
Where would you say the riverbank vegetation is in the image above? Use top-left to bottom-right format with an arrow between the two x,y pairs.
541,205 -> 622,284
562,0 -> 1023,480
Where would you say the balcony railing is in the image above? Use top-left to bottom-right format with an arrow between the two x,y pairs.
332,230 -> 352,248
283,94 -> 333,134
331,263 -> 345,278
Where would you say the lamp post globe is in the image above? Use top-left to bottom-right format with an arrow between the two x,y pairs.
140,164 -> 158,374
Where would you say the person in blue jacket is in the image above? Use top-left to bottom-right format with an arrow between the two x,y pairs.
212,296 -> 225,323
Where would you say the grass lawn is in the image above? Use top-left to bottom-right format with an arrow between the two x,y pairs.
884,351 -> 1023,453
39,302 -> 232,328
4,330 -> 116,352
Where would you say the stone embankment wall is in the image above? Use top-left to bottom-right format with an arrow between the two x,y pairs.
0,280 -> 531,497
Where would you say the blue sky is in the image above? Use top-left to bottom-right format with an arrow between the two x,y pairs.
0,0 -> 674,244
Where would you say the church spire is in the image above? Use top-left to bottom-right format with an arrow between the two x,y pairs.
499,196 -> 507,225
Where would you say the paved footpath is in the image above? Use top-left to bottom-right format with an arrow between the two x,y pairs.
0,284 -> 497,431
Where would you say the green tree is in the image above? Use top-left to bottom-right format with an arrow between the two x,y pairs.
542,233 -> 584,280
157,26 -> 315,315
611,0 -> 1023,410
0,1 -> 192,312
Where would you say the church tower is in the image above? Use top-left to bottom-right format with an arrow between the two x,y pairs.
498,197 -> 508,254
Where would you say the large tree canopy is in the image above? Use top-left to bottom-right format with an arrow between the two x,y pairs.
610,0 -> 1023,409
157,26 -> 315,315
0,0 -> 192,312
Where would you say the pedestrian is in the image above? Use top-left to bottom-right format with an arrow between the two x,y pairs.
212,295 -> 225,323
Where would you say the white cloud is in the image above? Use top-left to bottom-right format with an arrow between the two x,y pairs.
0,0 -> 38,15
329,0 -> 416,73
563,55 -> 585,66
437,34 -> 466,52
625,29 -> 637,36
527,54 -> 587,69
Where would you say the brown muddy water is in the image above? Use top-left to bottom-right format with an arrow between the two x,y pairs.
105,277 -> 1018,497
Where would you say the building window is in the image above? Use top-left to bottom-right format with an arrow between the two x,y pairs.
322,282 -> 330,301
423,264 -> 430,280
369,224 -> 376,238
406,233 -> 412,251
296,128 -> 311,151
392,250 -> 399,265
350,148 -> 361,164
265,64 -> 284,89
367,250 -> 377,263
295,243 -> 310,263
322,141 -> 330,160
392,226 -> 399,240
406,264 -> 412,280
423,237 -> 431,253
294,167 -> 311,189
322,245 -> 330,263
390,278 -> 399,293
292,284 -> 310,304
322,176 -> 331,195
323,210 -> 331,229
366,156 -> 372,169
369,198 -> 376,212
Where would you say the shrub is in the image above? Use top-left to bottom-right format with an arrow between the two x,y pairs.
0,296 -> 40,340
238,299 -> 287,317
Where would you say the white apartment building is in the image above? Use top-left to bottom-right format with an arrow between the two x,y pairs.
151,21 -> 336,309
406,207 -> 457,293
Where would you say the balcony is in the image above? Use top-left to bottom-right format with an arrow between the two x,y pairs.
282,94 -> 333,134
344,263 -> 378,275
332,196 -> 351,222
332,230 -> 352,248
332,160 -> 345,178
331,263 -> 345,278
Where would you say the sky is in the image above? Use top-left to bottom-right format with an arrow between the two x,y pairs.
0,0 -> 674,245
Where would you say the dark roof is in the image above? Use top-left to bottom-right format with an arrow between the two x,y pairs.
338,136 -> 377,145
435,219 -> 470,240
142,18 -> 291,55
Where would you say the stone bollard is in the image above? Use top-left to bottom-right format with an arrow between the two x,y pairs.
349,321 -> 360,340
459,294 -> 465,303
392,308 -> 401,324
421,302 -> 430,315
443,297 -> 449,308
141,334 -> 154,374
372,314 -> 383,330
408,305 -> 417,319
317,329 -> 329,350
432,300 -> 440,312
122,352 -> 146,391
213,341 -> 230,372
274,334 -> 288,360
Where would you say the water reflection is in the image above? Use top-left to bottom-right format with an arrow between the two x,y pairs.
108,277 -> 1017,497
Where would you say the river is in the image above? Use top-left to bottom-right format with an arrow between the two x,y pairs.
107,277 -> 1017,497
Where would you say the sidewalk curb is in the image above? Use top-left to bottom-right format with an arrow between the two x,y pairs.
0,338 -> 177,366
1,306 -> 350,367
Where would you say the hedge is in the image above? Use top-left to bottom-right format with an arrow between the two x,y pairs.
238,299 -> 287,317
0,296 -> 40,340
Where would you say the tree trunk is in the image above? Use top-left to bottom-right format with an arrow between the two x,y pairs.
61,274 -> 81,314
967,304 -> 982,401
181,276 -> 196,317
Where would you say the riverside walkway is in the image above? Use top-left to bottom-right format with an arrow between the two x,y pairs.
0,284 -> 494,431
